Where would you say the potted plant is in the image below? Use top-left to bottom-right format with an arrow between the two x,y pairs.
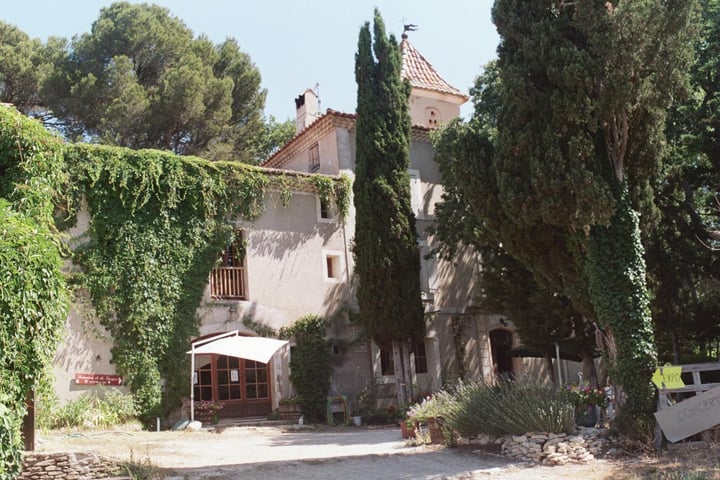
404,392 -> 450,443
278,396 -> 303,421
567,384 -> 608,427
193,400 -> 223,425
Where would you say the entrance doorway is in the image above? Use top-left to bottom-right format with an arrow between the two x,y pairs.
489,329 -> 514,378
194,354 -> 272,418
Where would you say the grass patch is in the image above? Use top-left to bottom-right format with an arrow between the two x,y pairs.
38,388 -> 138,430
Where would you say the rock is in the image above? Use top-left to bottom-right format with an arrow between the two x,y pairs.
185,420 -> 203,431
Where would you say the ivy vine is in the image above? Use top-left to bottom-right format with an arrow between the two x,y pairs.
279,315 -> 332,423
584,182 -> 657,430
0,107 -> 68,479
63,143 -> 350,424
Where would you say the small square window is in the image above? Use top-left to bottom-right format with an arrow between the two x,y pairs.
320,197 -> 331,219
317,196 -> 335,222
323,252 -> 342,282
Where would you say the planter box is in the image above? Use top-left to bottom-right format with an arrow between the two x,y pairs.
278,404 -> 302,421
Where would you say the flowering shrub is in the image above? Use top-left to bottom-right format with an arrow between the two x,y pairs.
567,384 -> 608,408
193,400 -> 223,415
405,390 -> 456,427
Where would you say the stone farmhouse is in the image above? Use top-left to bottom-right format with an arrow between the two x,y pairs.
53,35 -> 561,421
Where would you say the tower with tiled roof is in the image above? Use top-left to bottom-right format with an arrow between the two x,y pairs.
400,32 -> 468,128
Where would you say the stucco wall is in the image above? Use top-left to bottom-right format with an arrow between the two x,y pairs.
199,190 -> 350,334
54,202 -> 126,405
408,90 -> 463,128
52,307 -> 125,405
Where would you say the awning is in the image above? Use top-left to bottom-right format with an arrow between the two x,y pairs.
187,331 -> 288,422
187,334 -> 288,364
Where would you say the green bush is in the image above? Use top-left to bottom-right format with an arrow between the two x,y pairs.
280,315 -> 331,423
39,389 -> 137,430
406,378 -> 575,439
447,379 -> 575,436
406,390 -> 457,427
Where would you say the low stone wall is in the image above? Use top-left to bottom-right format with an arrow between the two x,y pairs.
458,427 -> 613,466
20,452 -> 124,480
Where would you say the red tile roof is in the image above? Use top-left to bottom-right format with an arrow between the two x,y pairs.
261,109 -> 432,169
400,37 -> 467,99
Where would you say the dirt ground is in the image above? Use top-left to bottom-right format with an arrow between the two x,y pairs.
35,424 -> 720,480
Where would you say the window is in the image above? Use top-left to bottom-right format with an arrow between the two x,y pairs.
210,230 -> 247,299
216,355 -> 242,400
380,343 -> 395,375
323,252 -> 342,281
245,360 -> 269,399
426,107 -> 441,127
317,195 -> 335,222
413,340 -> 428,374
308,142 -> 320,172
193,358 -> 213,401
408,169 -> 422,218
418,240 -> 438,302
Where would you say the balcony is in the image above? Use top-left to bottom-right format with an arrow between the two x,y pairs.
210,266 -> 247,300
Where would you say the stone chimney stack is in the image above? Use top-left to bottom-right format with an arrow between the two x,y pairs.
294,88 -> 320,134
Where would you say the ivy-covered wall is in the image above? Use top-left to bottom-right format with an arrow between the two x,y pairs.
0,107 -> 68,479
62,143 -> 350,424
1,104 -> 352,444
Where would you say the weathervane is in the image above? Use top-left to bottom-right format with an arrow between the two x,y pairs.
402,23 -> 418,39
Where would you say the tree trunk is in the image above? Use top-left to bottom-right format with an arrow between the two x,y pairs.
543,354 -> 556,384
581,353 -> 598,387
392,339 -> 413,405
584,183 -> 657,426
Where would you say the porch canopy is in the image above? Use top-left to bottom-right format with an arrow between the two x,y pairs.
187,330 -> 288,421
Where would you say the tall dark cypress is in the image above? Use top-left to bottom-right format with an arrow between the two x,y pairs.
353,10 -> 424,355
490,0 -> 698,428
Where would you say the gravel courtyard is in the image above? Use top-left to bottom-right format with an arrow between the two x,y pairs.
35,424 -> 716,479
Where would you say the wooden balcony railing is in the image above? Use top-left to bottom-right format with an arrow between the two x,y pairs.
210,266 -> 247,300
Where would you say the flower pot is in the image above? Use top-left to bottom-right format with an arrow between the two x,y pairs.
195,412 -> 214,425
578,405 -> 598,427
400,420 -> 415,439
427,417 -> 445,444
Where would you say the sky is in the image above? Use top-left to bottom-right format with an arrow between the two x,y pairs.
1,0 -> 500,122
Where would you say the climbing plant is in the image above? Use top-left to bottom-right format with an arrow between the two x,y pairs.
279,315 -> 332,423
63,144 -> 350,424
0,107 -> 68,480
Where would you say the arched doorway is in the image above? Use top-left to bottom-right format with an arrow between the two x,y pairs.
193,354 -> 272,418
489,329 -> 514,378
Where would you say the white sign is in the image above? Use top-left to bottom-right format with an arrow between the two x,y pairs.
231,369 -> 239,382
655,385 -> 720,443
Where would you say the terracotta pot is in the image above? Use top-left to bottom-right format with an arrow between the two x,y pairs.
427,417 -> 445,444
400,420 -> 415,439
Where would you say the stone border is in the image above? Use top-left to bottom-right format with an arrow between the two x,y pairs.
458,427 -> 614,466
20,452 -> 124,480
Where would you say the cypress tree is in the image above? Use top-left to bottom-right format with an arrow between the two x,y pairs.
491,0 -> 698,430
353,9 -> 424,403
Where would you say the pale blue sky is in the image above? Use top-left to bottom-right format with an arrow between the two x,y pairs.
1,0 -> 499,121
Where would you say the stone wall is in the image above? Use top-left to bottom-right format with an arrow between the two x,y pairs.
20,452 -> 124,480
457,427 -> 614,466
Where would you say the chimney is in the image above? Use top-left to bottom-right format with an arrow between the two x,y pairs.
294,89 -> 319,134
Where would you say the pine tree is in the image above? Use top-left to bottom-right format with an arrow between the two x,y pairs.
353,9 -> 424,404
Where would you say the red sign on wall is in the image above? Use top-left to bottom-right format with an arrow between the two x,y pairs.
74,373 -> 123,386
